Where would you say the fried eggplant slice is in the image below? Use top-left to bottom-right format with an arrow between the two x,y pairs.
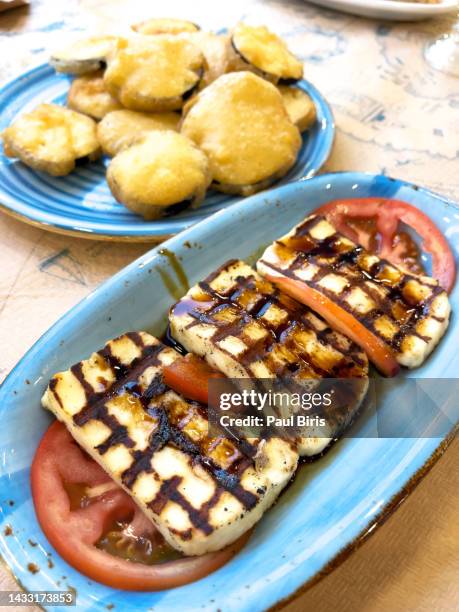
132,17 -> 200,35
67,70 -> 122,120
228,23 -> 303,84
278,85 -> 316,132
104,36 -> 204,112
2,103 -> 101,176
257,215 -> 451,371
97,109 -> 180,156
182,32 -> 230,88
181,72 -> 301,196
50,36 -> 121,75
107,131 -> 211,219
42,332 -> 299,556
169,260 -> 369,456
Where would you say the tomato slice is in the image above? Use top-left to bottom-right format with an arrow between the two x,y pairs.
163,353 -> 225,404
314,198 -> 456,293
261,270 -> 400,377
31,421 -> 248,591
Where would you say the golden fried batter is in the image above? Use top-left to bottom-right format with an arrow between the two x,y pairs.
181,31 -> 230,88
132,17 -> 199,35
67,71 -> 122,120
104,36 -> 203,112
97,109 -> 180,156
2,103 -> 101,176
228,24 -> 303,83
278,86 -> 316,132
107,131 -> 211,219
181,72 -> 301,195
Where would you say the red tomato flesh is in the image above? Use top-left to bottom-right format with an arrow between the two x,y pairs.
31,421 -> 248,590
314,198 -> 456,293
163,353 -> 225,404
262,271 -> 400,377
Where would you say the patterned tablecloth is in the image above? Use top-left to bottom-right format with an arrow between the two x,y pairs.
0,1 -> 458,610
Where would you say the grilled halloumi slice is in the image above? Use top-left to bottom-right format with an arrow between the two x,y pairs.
257,215 -> 451,370
169,261 -> 369,456
42,332 -> 298,556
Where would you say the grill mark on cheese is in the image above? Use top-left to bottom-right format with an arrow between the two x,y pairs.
262,257 -> 441,353
74,342 -> 164,426
69,360 -> 137,453
70,362 -> 95,397
121,407 -> 169,488
48,378 -> 63,408
122,400 -> 258,510
170,412 -> 257,508
96,423 -> 135,455
97,344 -> 129,381
48,334 -> 259,534
199,457 -> 257,509
170,263 -> 370,457
149,475 -> 181,514
171,527 -> 193,541
145,377 -> 168,400
149,475 -> 217,536
171,266 -> 367,379
260,215 -> 446,353
125,331 -> 145,348
96,332 -> 148,382
209,271 -> 344,351
143,457 -> 242,535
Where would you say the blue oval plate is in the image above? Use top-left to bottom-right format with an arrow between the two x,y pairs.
0,172 -> 457,612
0,63 -> 334,242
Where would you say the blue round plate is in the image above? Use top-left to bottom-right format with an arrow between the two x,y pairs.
0,172 -> 457,611
0,63 -> 334,241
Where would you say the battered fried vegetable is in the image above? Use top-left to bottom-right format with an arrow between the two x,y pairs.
2,103 -> 101,176
181,72 -> 301,196
107,131 -> 211,219
50,36 -> 122,75
131,17 -> 200,35
228,24 -> 303,84
97,109 -> 180,156
278,86 -> 316,132
67,71 -> 122,120
104,36 -> 204,112
182,32 -> 230,88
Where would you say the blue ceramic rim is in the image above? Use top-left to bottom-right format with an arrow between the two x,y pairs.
268,424 -> 457,611
0,171 -> 458,610
0,63 -> 335,239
